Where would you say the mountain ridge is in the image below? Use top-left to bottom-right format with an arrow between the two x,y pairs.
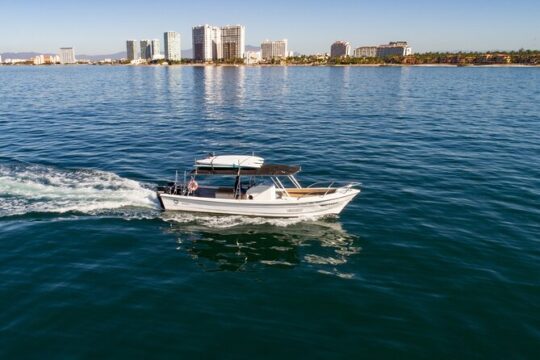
1,46 -> 261,61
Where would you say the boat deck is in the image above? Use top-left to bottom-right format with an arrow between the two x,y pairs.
159,185 -> 338,200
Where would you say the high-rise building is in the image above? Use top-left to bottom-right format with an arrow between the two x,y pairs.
330,41 -> 351,58
126,40 -> 141,61
354,46 -> 378,58
151,39 -> 161,59
140,40 -> 151,60
192,25 -> 222,61
261,39 -> 288,60
221,25 -> 245,60
164,31 -> 181,61
376,42 -> 412,57
59,47 -> 76,64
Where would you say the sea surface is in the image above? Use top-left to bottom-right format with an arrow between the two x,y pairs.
0,65 -> 539,358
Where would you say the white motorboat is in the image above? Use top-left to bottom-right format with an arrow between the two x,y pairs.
157,155 -> 360,218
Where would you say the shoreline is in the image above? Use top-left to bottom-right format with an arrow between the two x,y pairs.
1,63 -> 538,68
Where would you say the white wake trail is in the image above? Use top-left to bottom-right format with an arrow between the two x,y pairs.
0,164 -> 158,217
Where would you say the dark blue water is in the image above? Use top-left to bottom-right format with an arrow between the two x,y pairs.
1,65 -> 539,358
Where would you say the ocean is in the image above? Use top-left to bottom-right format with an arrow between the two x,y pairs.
0,65 -> 539,358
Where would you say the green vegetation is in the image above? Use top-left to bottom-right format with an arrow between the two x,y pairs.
291,50 -> 539,66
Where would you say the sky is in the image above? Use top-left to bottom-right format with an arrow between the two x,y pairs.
1,0 -> 539,55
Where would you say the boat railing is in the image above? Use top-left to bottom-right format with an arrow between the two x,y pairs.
306,180 -> 332,189
343,182 -> 362,193
305,180 -> 361,193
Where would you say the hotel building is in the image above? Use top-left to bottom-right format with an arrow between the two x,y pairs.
376,42 -> 413,57
59,47 -> 76,64
261,39 -> 288,60
330,41 -> 351,58
192,25 -> 222,61
164,31 -> 181,61
221,25 -> 245,60
354,46 -> 378,58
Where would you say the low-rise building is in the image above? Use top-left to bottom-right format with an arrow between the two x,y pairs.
33,55 -> 45,65
244,50 -> 262,64
4,58 -> 28,64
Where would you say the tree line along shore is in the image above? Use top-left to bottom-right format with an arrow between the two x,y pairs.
2,50 -> 538,66
130,50 -> 540,66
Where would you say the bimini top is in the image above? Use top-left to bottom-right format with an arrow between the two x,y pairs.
192,164 -> 301,176
195,155 -> 264,169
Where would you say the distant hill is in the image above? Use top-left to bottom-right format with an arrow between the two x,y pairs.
181,49 -> 193,59
246,45 -> 261,52
78,52 -> 126,61
2,46 -> 261,61
0,51 -> 126,61
0,52 -> 49,59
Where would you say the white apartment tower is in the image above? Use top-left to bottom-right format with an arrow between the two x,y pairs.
221,25 -> 245,60
164,31 -> 181,61
59,47 -> 76,64
151,39 -> 161,59
192,25 -> 222,61
261,39 -> 288,60
126,40 -> 141,61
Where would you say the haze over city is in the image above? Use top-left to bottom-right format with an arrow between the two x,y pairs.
1,0 -> 539,55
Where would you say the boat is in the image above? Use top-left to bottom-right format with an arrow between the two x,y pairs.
156,154 -> 360,218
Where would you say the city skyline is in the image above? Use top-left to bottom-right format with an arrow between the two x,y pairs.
1,0 -> 539,55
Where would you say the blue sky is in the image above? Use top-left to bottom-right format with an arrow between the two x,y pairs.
1,0 -> 539,54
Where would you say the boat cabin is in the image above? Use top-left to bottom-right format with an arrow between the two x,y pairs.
159,157 -> 338,201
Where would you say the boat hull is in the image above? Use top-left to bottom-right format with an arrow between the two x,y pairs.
158,188 -> 359,218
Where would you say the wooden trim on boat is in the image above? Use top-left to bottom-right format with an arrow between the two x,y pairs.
279,188 -> 337,197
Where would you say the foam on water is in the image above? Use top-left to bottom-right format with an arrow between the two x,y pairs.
0,163 -> 158,217
161,211 -> 328,228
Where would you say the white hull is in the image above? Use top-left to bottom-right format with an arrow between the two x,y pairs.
158,188 -> 360,218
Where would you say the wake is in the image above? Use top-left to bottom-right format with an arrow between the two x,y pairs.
0,163 -> 158,217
